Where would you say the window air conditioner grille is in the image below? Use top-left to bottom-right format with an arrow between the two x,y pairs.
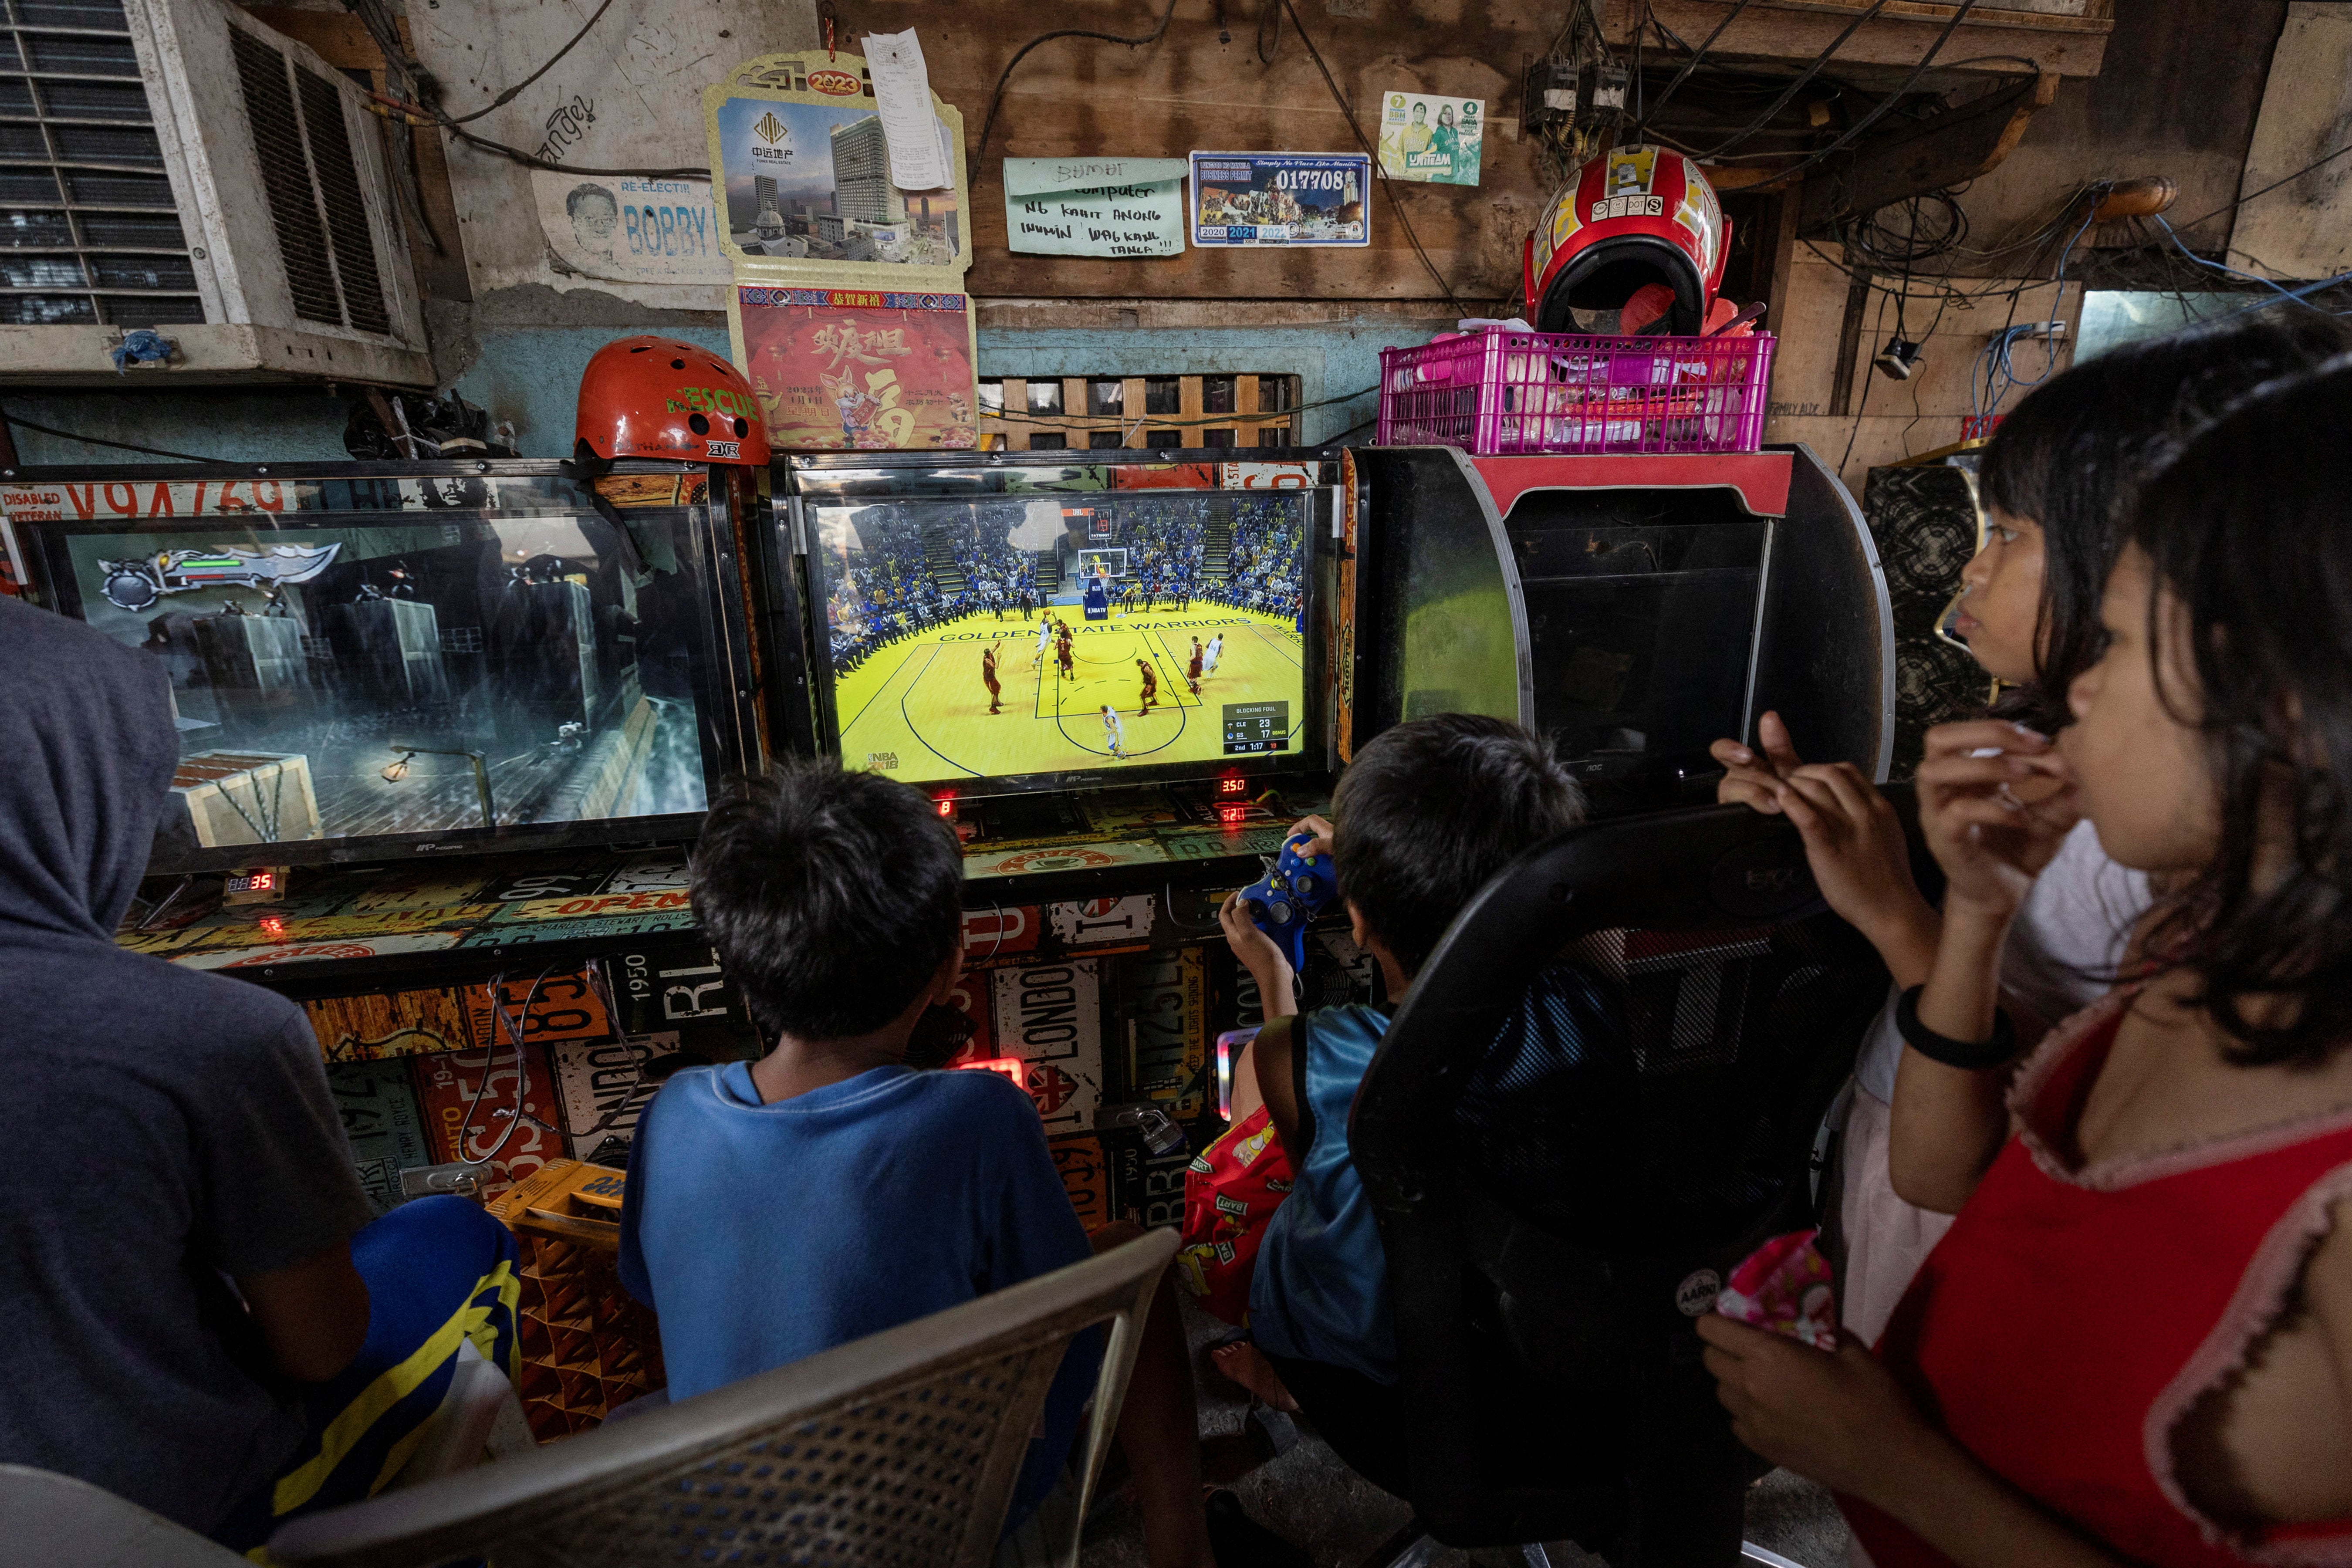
227,25 -> 338,325
0,0 -> 203,327
293,59 -> 386,335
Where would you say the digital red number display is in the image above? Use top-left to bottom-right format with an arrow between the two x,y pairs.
956,1057 -> 1027,1089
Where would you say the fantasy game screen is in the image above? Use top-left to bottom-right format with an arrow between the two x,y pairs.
10,471 -> 736,868
808,488 -> 1308,788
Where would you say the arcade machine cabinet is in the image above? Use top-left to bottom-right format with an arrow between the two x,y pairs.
7,455 -> 772,1434
1348,445 -> 1893,813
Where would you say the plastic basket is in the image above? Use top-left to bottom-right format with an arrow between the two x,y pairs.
1376,328 -> 1776,456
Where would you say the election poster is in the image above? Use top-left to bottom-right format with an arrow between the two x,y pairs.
532,172 -> 733,286
1377,92 -> 1484,186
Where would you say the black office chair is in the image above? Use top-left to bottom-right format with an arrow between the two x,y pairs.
1349,801 -> 1902,1565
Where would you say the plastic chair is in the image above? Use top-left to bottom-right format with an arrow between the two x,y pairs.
1351,801 -> 1896,1565
0,1464 -> 250,1567
0,1335 -> 531,1566
268,1229 -> 1179,1568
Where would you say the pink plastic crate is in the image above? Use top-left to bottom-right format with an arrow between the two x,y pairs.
1376,328 -> 1776,456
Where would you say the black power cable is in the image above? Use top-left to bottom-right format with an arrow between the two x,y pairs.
440,0 -> 620,126
1636,0 -> 1760,137
1688,0 -> 1893,161
1747,0 -> 1983,193
971,0 -> 1183,184
1276,0 -> 1468,317
0,410 -> 216,463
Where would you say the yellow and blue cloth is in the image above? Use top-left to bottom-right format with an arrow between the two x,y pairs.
214,1196 -> 519,1556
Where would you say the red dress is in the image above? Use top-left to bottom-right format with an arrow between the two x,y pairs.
1849,991 -> 2352,1567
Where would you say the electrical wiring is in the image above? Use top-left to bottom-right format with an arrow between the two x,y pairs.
363,88 -> 708,179
454,970 -> 551,1166
1744,0 -> 1981,192
970,0 -> 1182,182
2150,214 -> 2330,308
1276,0 -> 1469,318
436,0 -> 620,125
1846,190 -> 1969,269
1686,0 -> 1892,161
345,0 -> 699,181
1637,0 -> 1761,135
2207,269 -> 2352,324
1839,286 -> 1889,476
1971,320 -> 2064,420
0,412 -> 216,463
2166,137 -> 2352,238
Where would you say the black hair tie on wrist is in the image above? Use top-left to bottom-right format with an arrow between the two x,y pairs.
1894,985 -> 2017,1070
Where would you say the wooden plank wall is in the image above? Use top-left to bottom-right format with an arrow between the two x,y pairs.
1764,247 -> 2081,492
848,0 -> 1554,306
980,372 -> 1301,449
845,0 -> 2121,305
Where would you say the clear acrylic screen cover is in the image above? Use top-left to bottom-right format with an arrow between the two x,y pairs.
809,488 -> 1308,788
22,469 -> 734,868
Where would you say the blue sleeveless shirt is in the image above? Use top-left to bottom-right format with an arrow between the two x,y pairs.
1247,1003 -> 1397,1383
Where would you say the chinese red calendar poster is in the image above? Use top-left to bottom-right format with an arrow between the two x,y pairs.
734,284 -> 977,451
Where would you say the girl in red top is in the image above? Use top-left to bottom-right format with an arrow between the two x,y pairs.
1700,365 -> 2352,1565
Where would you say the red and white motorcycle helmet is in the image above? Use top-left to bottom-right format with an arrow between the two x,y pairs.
575,335 -> 772,467
1525,144 -> 1729,336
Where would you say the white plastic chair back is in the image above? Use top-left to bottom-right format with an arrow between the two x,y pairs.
268,1229 -> 1177,1568
0,1463 -> 248,1568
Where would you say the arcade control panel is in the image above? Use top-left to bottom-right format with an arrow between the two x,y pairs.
112,775 -> 1365,1264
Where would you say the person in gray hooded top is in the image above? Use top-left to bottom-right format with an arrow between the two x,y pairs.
0,597 -> 519,1550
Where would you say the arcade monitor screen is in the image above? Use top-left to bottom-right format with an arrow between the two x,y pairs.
804,485 -> 1310,791
7,464 -> 755,871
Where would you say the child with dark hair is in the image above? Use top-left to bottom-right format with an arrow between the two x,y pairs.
1210,713 -> 1591,1493
622,759 -> 1298,1568
1707,313 -> 2352,1341
1703,355 -> 2352,1568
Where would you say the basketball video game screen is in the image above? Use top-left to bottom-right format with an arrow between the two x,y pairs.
804,487 -> 1309,791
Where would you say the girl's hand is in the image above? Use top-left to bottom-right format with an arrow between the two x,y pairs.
1915,721 -> 2080,919
1697,1315 -> 1935,1502
1219,889 -> 1296,1007
1710,710 -> 1806,814
1774,762 -> 1936,974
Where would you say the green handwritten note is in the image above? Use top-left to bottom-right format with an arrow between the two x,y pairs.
1004,157 -> 1187,258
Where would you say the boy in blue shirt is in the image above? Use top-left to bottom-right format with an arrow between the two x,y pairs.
621,759 -> 1301,1568
1215,714 -> 1596,1495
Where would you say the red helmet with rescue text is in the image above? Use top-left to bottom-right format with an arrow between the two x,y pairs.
576,335 -> 771,467
1525,145 -> 1729,336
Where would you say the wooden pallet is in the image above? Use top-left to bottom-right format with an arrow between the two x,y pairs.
979,373 -> 1303,451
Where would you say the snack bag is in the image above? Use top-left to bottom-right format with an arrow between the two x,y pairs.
1176,1102 -> 1294,1325
1713,1227 -> 1837,1350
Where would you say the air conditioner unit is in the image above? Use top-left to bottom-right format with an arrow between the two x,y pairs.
0,0 -> 431,385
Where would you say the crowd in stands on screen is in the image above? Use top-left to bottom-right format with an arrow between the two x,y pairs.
1127,507 -> 1209,609
1209,502 -> 1304,619
950,522 -> 1038,618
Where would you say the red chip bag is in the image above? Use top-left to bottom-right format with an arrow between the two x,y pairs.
1176,1103 -> 1293,1325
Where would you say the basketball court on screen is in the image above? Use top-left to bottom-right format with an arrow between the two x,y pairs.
833,605 -> 1302,784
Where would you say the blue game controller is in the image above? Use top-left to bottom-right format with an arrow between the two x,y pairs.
1241,829 -> 1336,972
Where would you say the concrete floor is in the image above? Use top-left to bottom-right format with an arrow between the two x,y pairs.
1077,1294 -> 1853,1568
